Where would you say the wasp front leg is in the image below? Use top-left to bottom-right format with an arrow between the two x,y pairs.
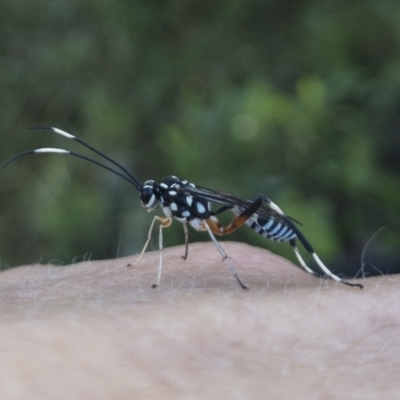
133,215 -> 172,288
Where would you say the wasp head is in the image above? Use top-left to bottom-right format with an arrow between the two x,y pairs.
140,180 -> 159,210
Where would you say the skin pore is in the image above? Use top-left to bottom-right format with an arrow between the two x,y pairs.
0,242 -> 399,398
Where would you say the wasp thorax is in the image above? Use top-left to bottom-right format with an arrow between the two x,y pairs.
140,180 -> 159,209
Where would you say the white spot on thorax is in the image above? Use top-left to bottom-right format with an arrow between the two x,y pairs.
196,202 -> 206,214
186,196 -> 193,206
162,206 -> 172,217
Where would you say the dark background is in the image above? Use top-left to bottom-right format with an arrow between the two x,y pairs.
1,0 -> 399,277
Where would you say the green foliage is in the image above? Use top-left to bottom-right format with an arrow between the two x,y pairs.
0,0 -> 399,275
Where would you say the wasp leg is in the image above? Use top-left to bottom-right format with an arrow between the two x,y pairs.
286,224 -> 363,289
181,222 -> 189,260
133,215 -> 172,288
152,217 -> 172,288
312,252 -> 363,289
204,221 -> 249,290
290,241 -> 324,277
220,195 -> 265,234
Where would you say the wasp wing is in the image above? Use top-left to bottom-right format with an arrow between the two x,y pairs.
176,184 -> 301,225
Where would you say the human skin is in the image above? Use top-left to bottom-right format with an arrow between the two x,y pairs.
0,242 -> 399,399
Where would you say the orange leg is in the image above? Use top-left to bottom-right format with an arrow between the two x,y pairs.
212,195 -> 265,235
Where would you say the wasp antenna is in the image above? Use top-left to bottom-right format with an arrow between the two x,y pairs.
1,150 -> 53,170
26,126 -> 142,191
27,126 -> 74,138
1,148 -> 139,187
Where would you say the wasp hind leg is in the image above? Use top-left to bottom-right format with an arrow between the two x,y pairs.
215,195 -> 265,235
289,239 -> 363,289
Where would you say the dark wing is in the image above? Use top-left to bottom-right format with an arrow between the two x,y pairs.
177,183 -> 317,255
176,184 -> 301,225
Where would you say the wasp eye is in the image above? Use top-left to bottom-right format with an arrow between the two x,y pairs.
141,183 -> 157,208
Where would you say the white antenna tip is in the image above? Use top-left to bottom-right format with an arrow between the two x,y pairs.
34,148 -> 70,154
51,127 -> 75,139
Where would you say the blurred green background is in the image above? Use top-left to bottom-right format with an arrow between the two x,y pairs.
0,0 -> 399,277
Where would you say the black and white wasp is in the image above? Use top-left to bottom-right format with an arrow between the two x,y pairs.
2,127 -> 363,289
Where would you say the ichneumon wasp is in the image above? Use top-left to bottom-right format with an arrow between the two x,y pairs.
2,127 -> 363,289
